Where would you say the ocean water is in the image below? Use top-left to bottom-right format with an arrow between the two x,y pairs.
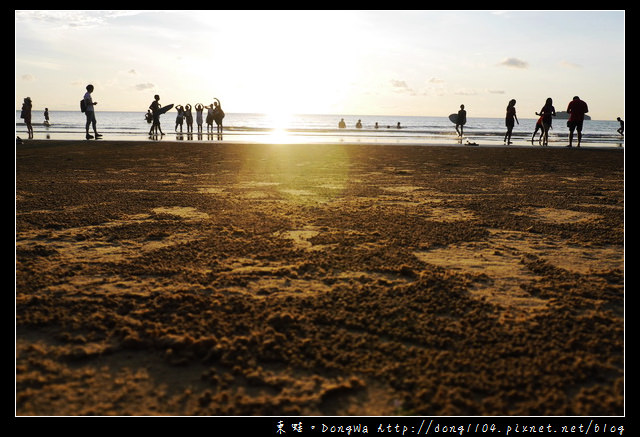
16,110 -> 624,148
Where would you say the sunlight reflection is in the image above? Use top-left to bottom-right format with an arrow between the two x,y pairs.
266,111 -> 294,144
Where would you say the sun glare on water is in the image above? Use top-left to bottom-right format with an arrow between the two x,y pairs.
266,111 -> 295,144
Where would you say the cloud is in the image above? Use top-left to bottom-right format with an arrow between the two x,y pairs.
390,79 -> 410,89
21,74 -> 35,81
390,79 -> 417,96
499,57 -> 529,69
134,83 -> 155,91
428,77 -> 445,84
487,89 -> 505,94
454,88 -> 479,96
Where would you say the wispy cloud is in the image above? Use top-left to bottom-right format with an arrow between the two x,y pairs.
499,57 -> 529,69
390,79 -> 417,96
134,83 -> 155,91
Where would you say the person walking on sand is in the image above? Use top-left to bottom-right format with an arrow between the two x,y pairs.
536,98 -> 555,146
83,84 -> 102,140
616,117 -> 624,136
20,97 -> 33,138
195,103 -> 204,133
456,104 -> 466,137
503,99 -> 519,145
149,94 -> 164,136
566,96 -> 589,148
185,104 -> 193,133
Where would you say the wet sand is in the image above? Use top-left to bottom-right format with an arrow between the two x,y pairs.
15,140 -> 624,416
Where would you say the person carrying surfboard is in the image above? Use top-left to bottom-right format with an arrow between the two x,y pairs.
456,104 -> 466,137
149,94 -> 165,136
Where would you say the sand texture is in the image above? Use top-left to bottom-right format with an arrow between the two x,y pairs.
16,141 -> 624,416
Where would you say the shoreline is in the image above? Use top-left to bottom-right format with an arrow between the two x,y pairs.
16,140 -> 624,416
17,136 -> 624,150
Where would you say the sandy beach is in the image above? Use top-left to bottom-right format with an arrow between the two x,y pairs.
15,140 -> 624,416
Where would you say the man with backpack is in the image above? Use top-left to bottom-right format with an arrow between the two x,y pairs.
82,84 -> 102,140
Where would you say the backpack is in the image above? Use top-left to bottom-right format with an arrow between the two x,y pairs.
80,99 -> 86,113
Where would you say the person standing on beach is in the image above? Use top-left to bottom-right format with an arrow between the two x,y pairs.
185,104 -> 193,133
44,107 -> 50,126
175,105 -> 184,133
503,99 -> 519,145
338,118 -> 346,128
195,103 -> 204,133
616,117 -> 624,136
149,94 -> 164,136
566,96 -> 589,148
205,103 -> 214,133
20,97 -> 33,138
536,98 -> 555,146
456,104 -> 466,137
83,84 -> 102,140
212,98 -> 224,135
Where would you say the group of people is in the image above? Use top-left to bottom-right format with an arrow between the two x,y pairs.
338,118 -> 402,129
19,87 -> 624,146
456,96 -> 607,147
146,96 -> 224,137
502,96 -> 591,147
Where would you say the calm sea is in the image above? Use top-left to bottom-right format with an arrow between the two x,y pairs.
16,110 -> 624,148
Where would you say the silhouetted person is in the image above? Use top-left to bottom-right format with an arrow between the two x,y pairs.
456,104 -> 466,137
536,98 -> 555,146
212,98 -> 224,135
531,115 -> 544,144
83,84 -> 101,140
374,122 -> 379,129
338,118 -> 346,128
205,102 -> 214,133
149,94 -> 164,136
617,117 -> 624,136
195,103 -> 204,133
566,96 -> 588,147
355,119 -> 362,128
44,107 -> 50,126
21,97 -> 33,138
396,122 -> 401,129
504,99 -> 519,145
185,104 -> 193,133
145,110 -> 153,123
175,105 -> 184,132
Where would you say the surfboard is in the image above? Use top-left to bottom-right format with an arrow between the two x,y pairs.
159,104 -> 174,115
449,113 -> 463,125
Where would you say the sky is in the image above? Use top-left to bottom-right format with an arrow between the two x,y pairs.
15,10 -> 625,120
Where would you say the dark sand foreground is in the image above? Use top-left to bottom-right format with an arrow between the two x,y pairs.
16,141 -> 624,416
